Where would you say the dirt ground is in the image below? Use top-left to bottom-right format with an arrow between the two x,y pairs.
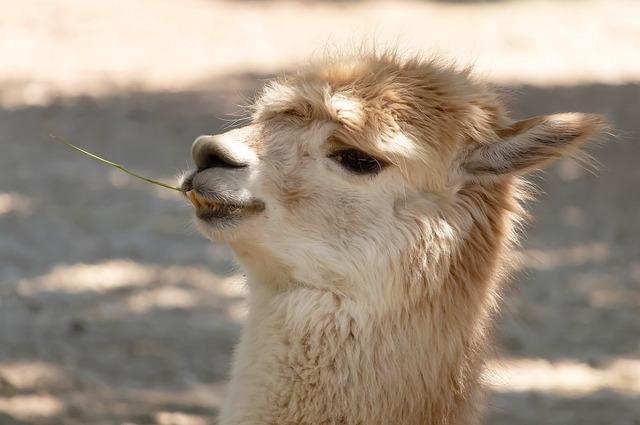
1,1 -> 639,424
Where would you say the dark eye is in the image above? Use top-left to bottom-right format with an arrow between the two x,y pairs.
329,149 -> 385,174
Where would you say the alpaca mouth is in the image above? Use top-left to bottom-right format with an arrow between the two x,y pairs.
185,190 -> 264,220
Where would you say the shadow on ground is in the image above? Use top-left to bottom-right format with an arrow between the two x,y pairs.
0,75 -> 638,424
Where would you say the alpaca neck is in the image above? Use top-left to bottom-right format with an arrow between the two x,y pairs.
220,269 -> 489,425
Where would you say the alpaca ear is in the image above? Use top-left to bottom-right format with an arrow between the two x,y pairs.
464,113 -> 606,176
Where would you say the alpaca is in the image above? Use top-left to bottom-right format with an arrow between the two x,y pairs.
181,52 -> 605,425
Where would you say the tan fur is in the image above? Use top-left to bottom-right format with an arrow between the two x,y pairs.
185,51 -> 605,425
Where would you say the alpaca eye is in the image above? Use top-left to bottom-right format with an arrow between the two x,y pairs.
329,149 -> 384,174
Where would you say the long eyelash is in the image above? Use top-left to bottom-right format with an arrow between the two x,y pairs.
330,149 -> 386,174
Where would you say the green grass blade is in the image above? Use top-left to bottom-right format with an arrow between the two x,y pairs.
50,135 -> 186,192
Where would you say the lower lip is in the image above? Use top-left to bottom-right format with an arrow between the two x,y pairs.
195,202 -> 268,224
196,207 -> 237,221
194,202 -> 243,218
186,191 -> 265,221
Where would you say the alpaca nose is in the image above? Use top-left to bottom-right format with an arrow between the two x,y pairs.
191,134 -> 252,171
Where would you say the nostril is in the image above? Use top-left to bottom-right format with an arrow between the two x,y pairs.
192,135 -> 250,171
199,153 -> 246,172
191,133 -> 255,171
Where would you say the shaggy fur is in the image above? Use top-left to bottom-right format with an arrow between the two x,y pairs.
184,52 -> 605,425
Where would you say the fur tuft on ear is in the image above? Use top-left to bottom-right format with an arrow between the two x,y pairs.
464,113 -> 606,176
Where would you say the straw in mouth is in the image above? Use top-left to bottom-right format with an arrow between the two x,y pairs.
51,135 -> 186,193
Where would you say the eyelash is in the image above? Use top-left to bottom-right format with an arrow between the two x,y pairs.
328,149 -> 386,175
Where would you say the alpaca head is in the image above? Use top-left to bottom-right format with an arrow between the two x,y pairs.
182,53 -> 604,301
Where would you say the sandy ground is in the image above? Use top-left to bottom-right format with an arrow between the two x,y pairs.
1,1 -> 639,424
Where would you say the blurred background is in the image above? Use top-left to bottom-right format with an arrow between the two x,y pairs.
1,1 -> 639,424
